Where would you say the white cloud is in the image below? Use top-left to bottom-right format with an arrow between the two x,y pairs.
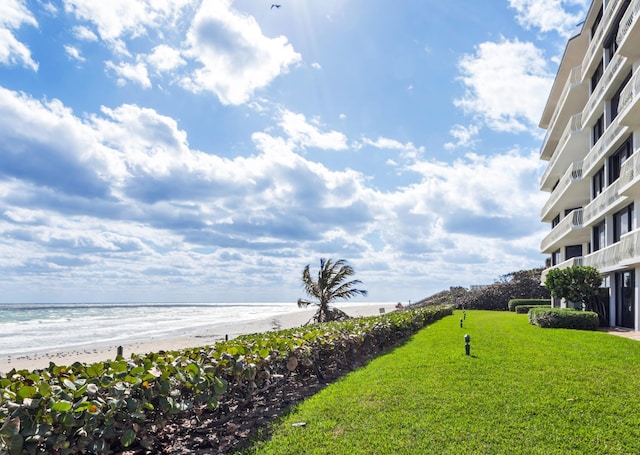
0,0 -> 38,70
63,0 -> 191,55
445,124 -> 480,151
311,62 -> 321,69
146,44 -> 185,73
72,25 -> 98,41
279,110 -> 349,151
509,0 -> 589,37
362,137 -> 424,160
454,37 -> 553,134
64,45 -> 85,62
41,2 -> 58,15
0,85 -> 547,302
181,0 -> 301,105
106,60 -> 152,89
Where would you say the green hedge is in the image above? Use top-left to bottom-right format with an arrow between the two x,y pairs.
515,304 -> 551,314
0,305 -> 453,454
508,299 -> 551,312
528,308 -> 599,330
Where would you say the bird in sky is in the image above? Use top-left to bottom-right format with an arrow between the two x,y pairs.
271,4 -> 281,9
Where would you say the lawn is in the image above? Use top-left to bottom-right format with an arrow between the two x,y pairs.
242,310 -> 640,454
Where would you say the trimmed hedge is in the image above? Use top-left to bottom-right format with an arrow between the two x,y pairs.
515,304 -> 551,314
508,299 -> 551,312
528,308 -> 599,330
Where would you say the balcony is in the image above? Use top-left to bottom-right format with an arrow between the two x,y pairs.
540,65 -> 586,161
541,209 -> 588,254
617,0 -> 640,58
585,229 -> 640,272
540,113 -> 588,191
583,117 -> 629,177
541,161 -> 588,221
618,148 -> 640,198
618,70 -> 640,127
582,54 -> 629,128
583,177 -> 628,226
582,0 -> 625,78
541,257 -> 584,284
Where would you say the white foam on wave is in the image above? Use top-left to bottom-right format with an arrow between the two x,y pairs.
0,302 -> 294,357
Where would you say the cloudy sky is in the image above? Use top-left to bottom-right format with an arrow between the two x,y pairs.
0,0 -> 589,304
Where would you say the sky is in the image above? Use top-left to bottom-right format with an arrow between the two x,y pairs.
0,0 -> 590,304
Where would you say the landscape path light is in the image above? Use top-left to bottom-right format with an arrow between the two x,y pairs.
464,334 -> 471,356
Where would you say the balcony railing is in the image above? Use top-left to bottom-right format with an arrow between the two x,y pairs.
582,54 -> 627,126
541,161 -> 584,219
583,117 -> 628,176
541,256 -> 584,283
540,65 -> 584,159
619,148 -> 640,195
617,0 -> 640,47
585,229 -> 640,271
618,69 -> 640,117
540,113 -> 584,189
541,209 -> 584,253
583,177 -> 627,226
583,0 -> 624,79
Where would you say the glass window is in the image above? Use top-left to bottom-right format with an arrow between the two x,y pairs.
591,6 -> 602,39
552,214 -> 560,228
614,203 -> 634,242
608,136 -> 633,184
593,220 -> 606,251
565,245 -> 583,259
591,60 -> 603,93
593,165 -> 605,198
593,114 -> 604,145
552,249 -> 561,266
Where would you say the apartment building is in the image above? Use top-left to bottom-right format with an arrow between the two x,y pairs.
540,0 -> 640,329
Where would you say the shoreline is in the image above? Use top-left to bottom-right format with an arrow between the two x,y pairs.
1,303 -> 398,373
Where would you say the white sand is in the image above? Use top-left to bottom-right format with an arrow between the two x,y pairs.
0,303 -> 399,373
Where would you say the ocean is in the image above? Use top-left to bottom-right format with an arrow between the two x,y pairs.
0,302 -> 298,358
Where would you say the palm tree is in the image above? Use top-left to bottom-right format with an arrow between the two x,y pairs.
297,258 -> 368,323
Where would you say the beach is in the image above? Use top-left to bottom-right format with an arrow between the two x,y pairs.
0,303 -> 398,373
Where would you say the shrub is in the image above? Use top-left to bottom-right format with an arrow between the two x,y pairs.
457,268 -> 550,311
515,304 -> 551,314
508,299 -> 551,311
528,308 -> 599,330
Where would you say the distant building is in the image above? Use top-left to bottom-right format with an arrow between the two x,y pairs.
469,285 -> 488,291
539,0 -> 640,329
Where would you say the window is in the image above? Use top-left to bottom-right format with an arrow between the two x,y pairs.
593,114 -> 604,145
552,249 -> 561,266
604,0 -> 631,65
614,203 -> 634,242
610,71 -> 633,122
593,165 -> 605,199
593,220 -> 606,251
552,214 -> 561,228
565,245 -> 583,259
591,60 -> 603,93
591,6 -> 602,39
608,136 -> 633,184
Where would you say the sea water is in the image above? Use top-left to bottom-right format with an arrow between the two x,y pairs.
0,302 -> 297,357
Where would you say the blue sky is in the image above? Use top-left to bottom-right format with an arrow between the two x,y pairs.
0,0 -> 589,303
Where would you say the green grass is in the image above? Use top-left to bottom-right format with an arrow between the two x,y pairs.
242,310 -> 640,454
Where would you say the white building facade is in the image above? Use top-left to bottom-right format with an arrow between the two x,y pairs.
540,0 -> 640,329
